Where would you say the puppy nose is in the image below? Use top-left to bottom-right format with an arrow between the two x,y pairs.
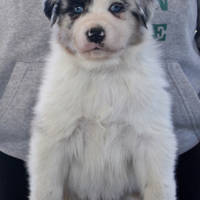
87,27 -> 105,43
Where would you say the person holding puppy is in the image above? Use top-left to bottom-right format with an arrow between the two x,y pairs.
0,1 -> 51,199
0,0 -> 199,199
152,1 -> 200,198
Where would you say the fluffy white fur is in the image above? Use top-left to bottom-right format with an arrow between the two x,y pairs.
28,0 -> 177,199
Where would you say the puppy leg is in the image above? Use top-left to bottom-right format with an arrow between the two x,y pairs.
28,133 -> 68,200
134,133 -> 176,200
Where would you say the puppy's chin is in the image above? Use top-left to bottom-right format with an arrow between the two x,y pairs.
79,48 -> 124,60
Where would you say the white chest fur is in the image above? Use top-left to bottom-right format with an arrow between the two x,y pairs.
66,118 -> 137,200
39,57 -> 164,199
29,43 -> 176,200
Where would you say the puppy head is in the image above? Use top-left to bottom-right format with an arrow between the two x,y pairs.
43,0 -> 157,59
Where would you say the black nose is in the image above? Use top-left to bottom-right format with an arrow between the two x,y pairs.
87,27 -> 105,43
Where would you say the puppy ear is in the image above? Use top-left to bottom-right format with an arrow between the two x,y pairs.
134,0 -> 157,29
43,0 -> 59,26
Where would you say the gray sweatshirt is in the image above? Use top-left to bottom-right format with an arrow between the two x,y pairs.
0,0 -> 199,161
152,0 -> 200,155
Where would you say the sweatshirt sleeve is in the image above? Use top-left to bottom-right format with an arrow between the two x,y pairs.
195,0 -> 200,52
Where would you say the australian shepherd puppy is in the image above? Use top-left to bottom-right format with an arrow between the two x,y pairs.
28,0 -> 177,199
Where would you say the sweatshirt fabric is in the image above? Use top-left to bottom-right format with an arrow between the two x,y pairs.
0,0 -> 51,160
0,0 -> 199,161
152,0 -> 200,154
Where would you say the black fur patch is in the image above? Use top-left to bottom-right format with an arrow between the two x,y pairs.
63,0 -> 93,20
131,11 -> 147,28
43,0 -> 64,26
44,0 -> 57,20
131,0 -> 154,29
43,0 -> 93,26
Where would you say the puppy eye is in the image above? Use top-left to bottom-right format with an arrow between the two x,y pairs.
110,3 -> 124,13
74,6 -> 84,14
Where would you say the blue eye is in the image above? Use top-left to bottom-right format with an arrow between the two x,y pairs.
74,6 -> 84,14
110,4 -> 124,13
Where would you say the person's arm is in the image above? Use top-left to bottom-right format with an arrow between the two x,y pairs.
195,0 -> 200,51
